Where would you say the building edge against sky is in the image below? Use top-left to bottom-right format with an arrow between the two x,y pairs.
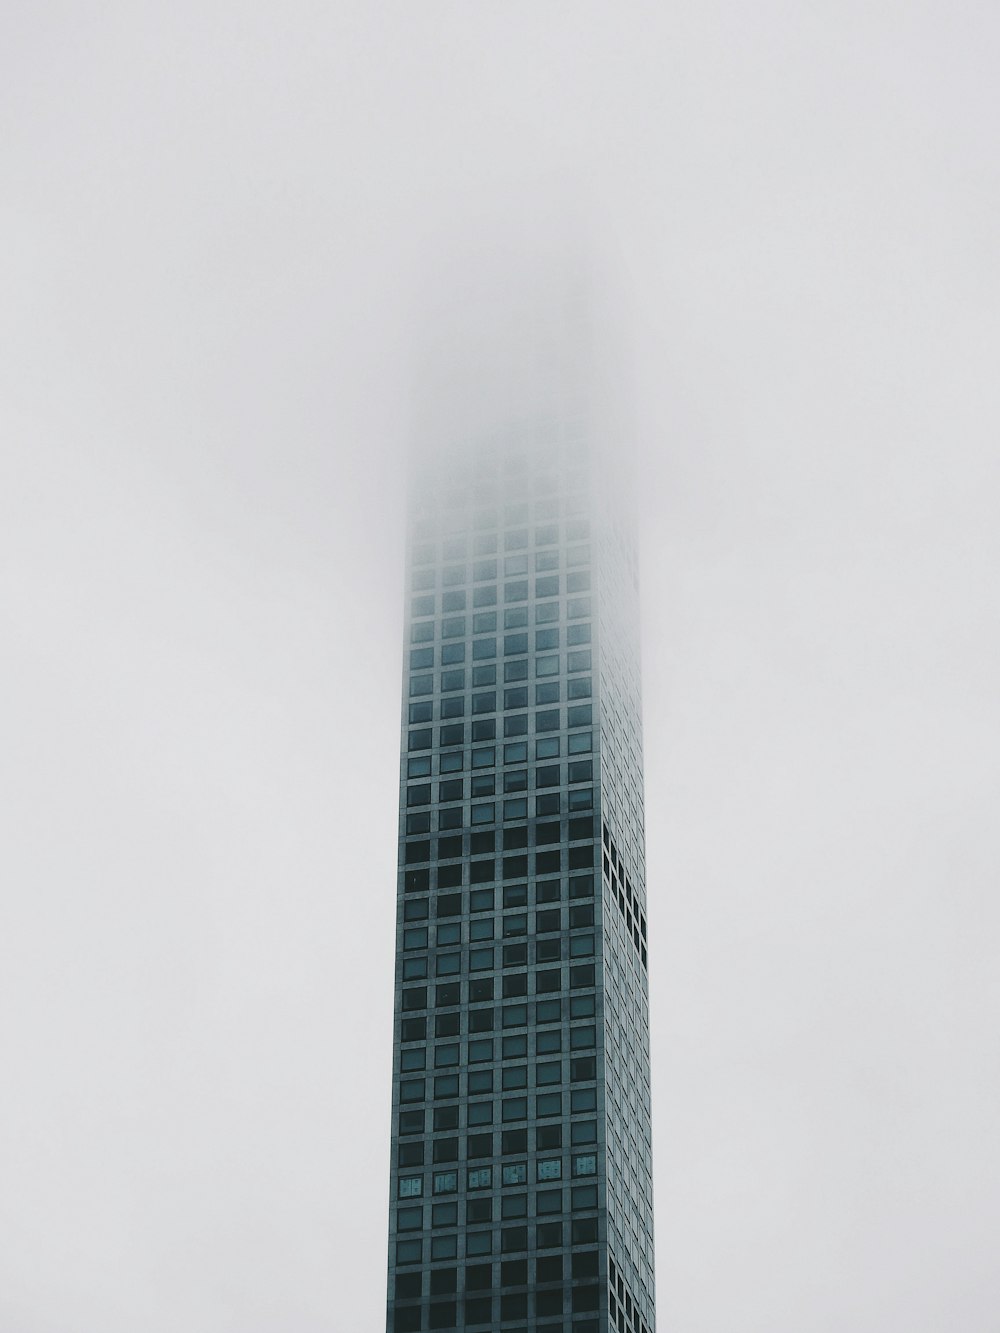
385,251 -> 655,1333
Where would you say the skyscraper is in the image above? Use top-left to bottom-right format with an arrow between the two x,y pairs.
386,271 -> 654,1333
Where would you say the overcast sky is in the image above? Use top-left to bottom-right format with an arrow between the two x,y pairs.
2,3 -> 999,1331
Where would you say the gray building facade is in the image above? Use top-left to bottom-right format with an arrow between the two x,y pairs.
385,295 -> 654,1333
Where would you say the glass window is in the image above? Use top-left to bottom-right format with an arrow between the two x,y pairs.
397,1205 -> 422,1231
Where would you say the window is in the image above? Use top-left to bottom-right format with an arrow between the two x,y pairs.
398,1176 -> 422,1198
397,1210 -> 424,1237
500,1225 -> 527,1253
432,1171 -> 457,1194
501,1033 -> 527,1059
433,1105 -> 459,1131
466,1133 -> 492,1158
501,1097 -> 527,1122
467,1167 -> 492,1190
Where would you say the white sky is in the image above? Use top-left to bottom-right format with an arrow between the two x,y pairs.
2,3 -> 998,1331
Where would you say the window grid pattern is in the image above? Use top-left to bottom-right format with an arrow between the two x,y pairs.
387,431 -> 653,1333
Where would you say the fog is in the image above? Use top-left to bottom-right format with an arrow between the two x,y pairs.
2,3 -> 998,1331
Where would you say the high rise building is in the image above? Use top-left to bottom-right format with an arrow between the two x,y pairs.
385,273 -> 654,1333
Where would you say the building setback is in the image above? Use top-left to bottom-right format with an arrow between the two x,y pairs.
385,299 -> 654,1333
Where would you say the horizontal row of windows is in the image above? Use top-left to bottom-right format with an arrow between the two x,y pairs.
397,1002 -> 594,1066
402,969 -> 598,1017
413,563 -> 591,592
397,1102 -> 598,1142
410,630 -> 589,670
399,1060 -> 598,1099
397,1079 -> 599,1117
412,530 -> 590,567
403,845 -> 596,880
399,1155 -> 598,1202
400,995 -> 596,1046
412,587 -> 592,619
397,1119 -> 596,1169
410,663 -> 591,707
407,802 -> 594,839
401,904 -> 595,948
402,871 -> 594,904
399,935 -> 596,981
394,1246 -> 599,1299
406,795 -> 592,836
406,733 -> 593,769
413,732 -> 592,767
395,1194 -> 600,1262
408,681 -> 591,728
408,757 -> 594,783
400,1030 -> 595,1073
410,602 -> 585,644
402,869 -> 592,901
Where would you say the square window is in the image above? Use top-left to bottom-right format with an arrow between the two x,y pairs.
467,1132 -> 492,1158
